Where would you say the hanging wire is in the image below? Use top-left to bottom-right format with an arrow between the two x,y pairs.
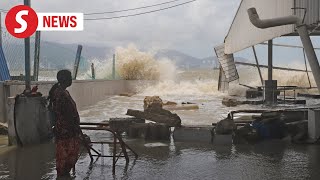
84,0 -> 197,21
84,0 -> 182,15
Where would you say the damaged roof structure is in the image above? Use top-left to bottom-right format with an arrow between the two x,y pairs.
216,0 -> 320,95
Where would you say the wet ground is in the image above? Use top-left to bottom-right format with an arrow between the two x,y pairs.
1,93 -> 320,180
1,136 -> 320,180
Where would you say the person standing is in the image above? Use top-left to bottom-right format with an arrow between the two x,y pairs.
48,70 -> 81,178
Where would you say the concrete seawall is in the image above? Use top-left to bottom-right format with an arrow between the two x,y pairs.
0,80 -> 154,123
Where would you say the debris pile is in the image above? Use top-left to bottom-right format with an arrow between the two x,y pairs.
127,96 -> 181,127
106,96 -> 182,140
214,109 -> 310,144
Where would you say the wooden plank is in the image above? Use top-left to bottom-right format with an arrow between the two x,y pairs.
126,109 -> 181,127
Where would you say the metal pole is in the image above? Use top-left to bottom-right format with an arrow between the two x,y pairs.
0,12 -> 2,45
112,54 -> 116,80
73,45 -> 83,80
252,46 -> 263,85
33,31 -> 41,81
24,0 -> 31,90
302,48 -> 312,88
297,25 -> 320,93
91,63 -> 95,80
268,40 -> 273,81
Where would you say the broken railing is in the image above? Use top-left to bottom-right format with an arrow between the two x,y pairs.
80,122 -> 138,175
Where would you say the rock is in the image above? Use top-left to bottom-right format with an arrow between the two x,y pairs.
144,96 -> 163,111
222,97 -> 239,107
215,118 -> 236,135
0,123 -> 8,135
126,109 -> 181,127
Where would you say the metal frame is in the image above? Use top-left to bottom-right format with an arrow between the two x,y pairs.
80,122 -> 138,175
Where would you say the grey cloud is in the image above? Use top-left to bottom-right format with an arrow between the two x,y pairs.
1,0 -> 240,57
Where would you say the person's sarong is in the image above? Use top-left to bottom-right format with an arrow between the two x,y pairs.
56,137 -> 80,176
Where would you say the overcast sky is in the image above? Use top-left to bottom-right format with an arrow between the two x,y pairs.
1,0 -> 240,58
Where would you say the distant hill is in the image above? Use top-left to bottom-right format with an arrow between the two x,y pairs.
3,41 -> 111,71
155,49 -> 219,69
3,40 -> 248,71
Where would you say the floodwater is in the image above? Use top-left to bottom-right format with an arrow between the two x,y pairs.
1,93 -> 320,179
1,137 -> 320,179
1,68 -> 320,179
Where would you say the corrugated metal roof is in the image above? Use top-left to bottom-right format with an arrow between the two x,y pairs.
0,46 -> 10,81
214,44 -> 239,82
224,0 -> 295,54
294,0 -> 320,27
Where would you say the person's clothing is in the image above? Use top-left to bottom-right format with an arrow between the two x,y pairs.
56,137 -> 80,176
52,85 -> 81,176
52,85 -> 80,140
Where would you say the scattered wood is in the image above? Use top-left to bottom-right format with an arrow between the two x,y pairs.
126,109 -> 181,127
163,101 -> 178,106
119,93 -> 136,97
163,104 -> 199,111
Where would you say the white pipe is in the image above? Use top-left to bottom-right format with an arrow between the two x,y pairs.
247,8 -> 302,28
247,8 -> 320,93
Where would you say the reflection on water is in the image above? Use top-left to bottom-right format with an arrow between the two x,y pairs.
1,138 -> 320,179
0,142 -> 56,180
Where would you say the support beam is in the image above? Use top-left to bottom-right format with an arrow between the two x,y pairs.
252,46 -> 263,85
268,40 -> 273,80
234,62 -> 311,72
247,7 -> 320,93
33,31 -> 41,81
302,48 -> 312,88
24,0 -> 31,90
297,25 -> 320,93
260,42 -> 320,50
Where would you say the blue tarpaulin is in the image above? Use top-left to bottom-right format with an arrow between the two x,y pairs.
0,46 -> 10,81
